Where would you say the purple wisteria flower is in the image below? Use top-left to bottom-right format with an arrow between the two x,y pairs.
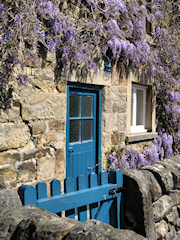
0,1 -> 179,148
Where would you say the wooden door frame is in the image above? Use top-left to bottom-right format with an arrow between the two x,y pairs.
66,82 -> 102,178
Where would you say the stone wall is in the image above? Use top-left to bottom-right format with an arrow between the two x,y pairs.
0,155 -> 179,239
0,62 -> 67,191
123,155 -> 180,240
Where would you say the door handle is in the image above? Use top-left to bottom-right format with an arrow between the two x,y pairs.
68,150 -> 73,153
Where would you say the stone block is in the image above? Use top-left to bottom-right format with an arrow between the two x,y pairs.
111,131 -> 125,145
113,102 -> 126,113
165,206 -> 179,225
0,123 -> 30,151
33,68 -> 54,81
115,113 -> 127,132
0,107 -> 20,123
21,91 -> 66,121
123,169 -> 156,239
176,231 -> 180,240
36,132 -> 65,150
155,220 -> 168,239
100,229 -> 147,240
36,155 -> 55,180
102,113 -> 115,133
0,174 -> 6,189
163,157 -> 180,172
101,132 -> 112,153
17,160 -> 36,182
177,218 -> 180,229
168,155 -> 180,165
0,150 -> 20,165
33,79 -> 55,92
142,163 -> 174,193
126,132 -> 158,143
19,140 -> 36,158
169,190 -> 180,206
167,224 -> 176,239
10,206 -> 77,240
102,87 -> 113,113
56,82 -> 66,93
65,219 -> 113,240
118,87 -> 127,93
22,147 -> 53,161
30,120 -> 47,135
111,86 -> 121,100
48,119 -> 65,131
152,195 -> 174,222
159,160 -> 180,189
10,179 -> 18,189
0,189 -> 22,212
141,170 -> 162,202
55,149 -> 65,174
0,165 -> 16,181
66,219 -> 146,240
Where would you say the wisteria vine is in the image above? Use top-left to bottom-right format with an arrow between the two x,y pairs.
0,0 -> 179,155
107,131 -> 174,171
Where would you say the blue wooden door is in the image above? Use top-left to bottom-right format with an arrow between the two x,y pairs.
66,86 -> 100,185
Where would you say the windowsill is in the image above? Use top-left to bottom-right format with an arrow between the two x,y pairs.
126,132 -> 158,143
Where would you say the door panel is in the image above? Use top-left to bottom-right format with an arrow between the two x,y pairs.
66,87 -> 99,186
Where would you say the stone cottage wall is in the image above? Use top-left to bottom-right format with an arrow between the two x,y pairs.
0,60 -> 67,191
0,56 -> 157,191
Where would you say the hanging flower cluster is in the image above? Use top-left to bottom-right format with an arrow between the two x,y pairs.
107,132 -> 174,171
1,1 -> 179,82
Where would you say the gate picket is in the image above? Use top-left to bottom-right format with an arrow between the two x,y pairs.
78,175 -> 87,221
89,172 -> 99,219
51,179 -> 61,196
64,177 -> 77,219
18,170 -> 123,229
37,182 -> 47,199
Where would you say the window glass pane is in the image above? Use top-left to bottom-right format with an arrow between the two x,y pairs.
70,95 -> 81,117
136,89 -> 143,125
83,95 -> 93,117
70,120 -> 81,143
82,120 -> 93,141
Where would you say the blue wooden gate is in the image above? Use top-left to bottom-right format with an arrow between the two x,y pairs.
18,170 -> 123,228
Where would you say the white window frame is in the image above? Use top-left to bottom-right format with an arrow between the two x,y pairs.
131,84 -> 148,134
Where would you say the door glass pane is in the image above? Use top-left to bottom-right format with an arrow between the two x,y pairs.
70,95 -> 81,117
83,95 -> 93,117
70,120 -> 81,143
136,89 -> 143,125
82,120 -> 93,141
